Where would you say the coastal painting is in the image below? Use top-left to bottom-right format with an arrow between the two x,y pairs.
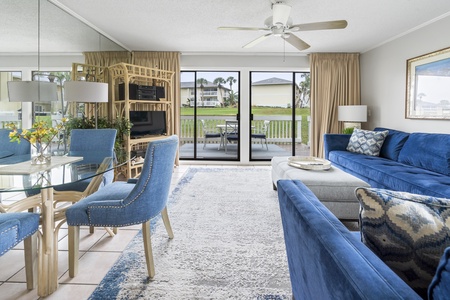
406,47 -> 450,119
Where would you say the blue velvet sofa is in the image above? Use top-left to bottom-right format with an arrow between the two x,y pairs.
324,128 -> 450,198
0,129 -> 31,164
277,180 -> 450,300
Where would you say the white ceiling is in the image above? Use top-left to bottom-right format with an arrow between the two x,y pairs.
2,0 -> 450,55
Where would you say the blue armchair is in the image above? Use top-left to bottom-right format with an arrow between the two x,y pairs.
0,212 -> 40,290
65,135 -> 179,279
0,129 -> 31,164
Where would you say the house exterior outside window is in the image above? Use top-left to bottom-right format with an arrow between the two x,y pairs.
180,81 -> 231,107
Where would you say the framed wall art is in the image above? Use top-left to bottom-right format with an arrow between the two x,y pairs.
406,47 -> 450,119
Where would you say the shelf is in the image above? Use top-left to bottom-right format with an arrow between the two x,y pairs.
111,63 -> 175,179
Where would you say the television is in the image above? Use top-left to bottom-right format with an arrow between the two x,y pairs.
129,111 -> 167,137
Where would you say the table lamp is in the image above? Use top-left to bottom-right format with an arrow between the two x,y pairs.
64,81 -> 108,128
338,105 -> 367,130
8,81 -> 58,102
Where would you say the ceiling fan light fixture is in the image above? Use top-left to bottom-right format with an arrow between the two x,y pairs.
272,2 -> 291,26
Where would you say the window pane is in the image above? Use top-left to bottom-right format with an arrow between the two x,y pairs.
0,71 -> 22,128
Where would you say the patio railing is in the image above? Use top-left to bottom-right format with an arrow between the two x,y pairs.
180,115 -> 310,146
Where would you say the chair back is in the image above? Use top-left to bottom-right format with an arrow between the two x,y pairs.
68,129 -> 117,185
68,129 -> 116,164
0,129 -> 31,156
122,135 -> 178,219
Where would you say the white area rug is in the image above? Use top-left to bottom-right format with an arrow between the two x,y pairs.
90,167 -> 291,299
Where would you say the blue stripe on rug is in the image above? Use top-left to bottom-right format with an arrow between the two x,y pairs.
89,167 -> 291,299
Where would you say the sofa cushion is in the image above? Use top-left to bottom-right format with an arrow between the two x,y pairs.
428,247 -> 450,299
355,187 -> 450,298
374,127 -> 410,161
398,132 -> 450,176
346,128 -> 388,156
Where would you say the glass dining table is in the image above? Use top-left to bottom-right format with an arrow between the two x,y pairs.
0,156 -> 113,296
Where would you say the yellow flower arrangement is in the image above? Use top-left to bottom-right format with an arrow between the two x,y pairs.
7,119 -> 67,164
7,118 -> 67,145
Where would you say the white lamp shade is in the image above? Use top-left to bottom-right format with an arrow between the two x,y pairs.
7,81 -> 58,102
64,81 -> 108,103
338,105 -> 368,122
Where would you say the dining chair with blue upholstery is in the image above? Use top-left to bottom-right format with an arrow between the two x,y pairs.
0,129 -> 31,164
63,129 -> 117,191
0,212 -> 40,290
65,135 -> 179,279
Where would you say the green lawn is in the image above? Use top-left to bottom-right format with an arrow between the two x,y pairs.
181,107 -> 310,117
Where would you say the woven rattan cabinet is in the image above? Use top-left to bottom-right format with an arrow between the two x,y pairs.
109,63 -> 175,178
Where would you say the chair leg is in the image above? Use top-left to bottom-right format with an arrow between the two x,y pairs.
265,138 -> 268,150
161,207 -> 174,239
142,221 -> 155,278
24,233 -> 37,290
68,226 -> 80,278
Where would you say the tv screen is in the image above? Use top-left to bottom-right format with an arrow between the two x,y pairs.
129,111 -> 167,137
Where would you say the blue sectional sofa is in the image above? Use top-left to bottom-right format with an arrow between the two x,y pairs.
0,129 -> 31,164
324,128 -> 450,198
277,180 -> 422,299
277,180 -> 450,300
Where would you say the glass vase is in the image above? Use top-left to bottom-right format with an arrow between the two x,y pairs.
31,142 -> 51,165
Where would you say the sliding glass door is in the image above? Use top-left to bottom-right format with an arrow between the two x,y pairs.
249,71 -> 310,161
179,71 -> 240,161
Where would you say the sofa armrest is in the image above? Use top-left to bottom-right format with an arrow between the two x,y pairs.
324,134 -> 351,159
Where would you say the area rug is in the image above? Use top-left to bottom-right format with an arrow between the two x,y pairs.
89,167 -> 291,299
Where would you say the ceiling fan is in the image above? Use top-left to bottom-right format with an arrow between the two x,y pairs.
218,1 -> 348,51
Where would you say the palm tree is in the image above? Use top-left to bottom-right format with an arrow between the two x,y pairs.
196,78 -> 208,107
213,77 -> 226,106
296,73 -> 311,108
226,76 -> 237,106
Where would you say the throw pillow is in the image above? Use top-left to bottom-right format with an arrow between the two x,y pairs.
355,187 -> 450,298
346,128 -> 388,156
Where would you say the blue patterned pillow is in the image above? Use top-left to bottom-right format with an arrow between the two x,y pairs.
355,188 -> 450,298
346,128 -> 388,156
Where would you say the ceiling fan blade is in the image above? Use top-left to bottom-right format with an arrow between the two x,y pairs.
218,26 -> 268,31
282,34 -> 310,51
272,2 -> 291,26
243,33 -> 273,49
290,20 -> 348,31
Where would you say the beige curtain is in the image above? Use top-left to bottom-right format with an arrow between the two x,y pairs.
310,53 -> 360,158
131,51 -> 181,139
83,51 -> 132,119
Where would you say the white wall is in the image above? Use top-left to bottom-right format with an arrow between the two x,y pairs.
361,15 -> 450,134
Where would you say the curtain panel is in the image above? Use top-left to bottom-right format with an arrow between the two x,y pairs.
309,53 -> 360,158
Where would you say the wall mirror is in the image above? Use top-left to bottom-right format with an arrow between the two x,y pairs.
0,0 -> 128,128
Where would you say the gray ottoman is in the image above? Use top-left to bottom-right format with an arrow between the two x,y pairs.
271,156 -> 370,220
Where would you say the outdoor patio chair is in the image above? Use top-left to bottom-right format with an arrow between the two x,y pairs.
251,120 -> 270,150
65,135 -> 178,279
201,119 -> 221,149
225,120 -> 239,153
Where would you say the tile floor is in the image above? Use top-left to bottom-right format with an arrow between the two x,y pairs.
0,164 -> 270,300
